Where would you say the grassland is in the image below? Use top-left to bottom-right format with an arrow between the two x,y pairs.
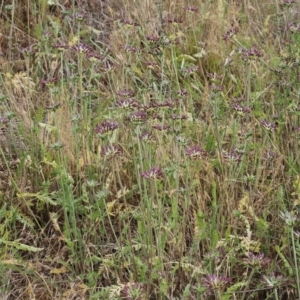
0,0 -> 300,299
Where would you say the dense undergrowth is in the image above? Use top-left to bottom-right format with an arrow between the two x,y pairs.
1,0 -> 300,299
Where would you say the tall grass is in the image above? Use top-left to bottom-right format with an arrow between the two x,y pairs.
0,0 -> 300,299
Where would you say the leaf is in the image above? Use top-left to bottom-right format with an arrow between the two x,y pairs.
0,239 -> 44,252
17,192 -> 57,206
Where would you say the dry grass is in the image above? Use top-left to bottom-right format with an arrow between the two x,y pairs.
1,0 -> 300,299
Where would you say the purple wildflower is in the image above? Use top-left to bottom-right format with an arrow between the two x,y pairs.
152,124 -> 170,131
130,111 -> 148,123
116,98 -> 138,109
243,252 -> 271,268
141,167 -> 164,180
231,103 -> 251,114
86,52 -> 104,62
241,46 -> 263,60
222,27 -> 239,41
170,114 -> 188,120
95,120 -> 119,135
101,144 -> 121,159
185,145 -> 208,159
260,120 -> 277,130
223,149 -> 242,162
120,18 -> 139,26
202,274 -> 231,291
139,131 -> 154,142
184,65 -> 198,74
72,42 -> 91,54
146,35 -> 160,42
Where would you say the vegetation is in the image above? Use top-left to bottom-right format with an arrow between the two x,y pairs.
1,0 -> 300,299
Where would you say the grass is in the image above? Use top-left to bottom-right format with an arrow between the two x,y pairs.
0,0 -> 300,299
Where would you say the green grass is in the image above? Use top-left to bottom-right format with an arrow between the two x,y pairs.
0,0 -> 300,299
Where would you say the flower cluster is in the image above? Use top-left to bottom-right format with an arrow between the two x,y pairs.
243,252 -> 271,269
202,274 -> 232,291
141,167 -> 164,180
130,111 -> 148,123
231,103 -> 251,114
222,27 -> 239,41
260,120 -> 277,130
241,46 -> 263,60
185,145 -> 207,159
116,98 -> 138,109
223,149 -> 242,162
95,120 -> 119,135
101,144 -> 121,159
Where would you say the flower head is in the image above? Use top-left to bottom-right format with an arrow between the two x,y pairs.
223,149 -> 242,162
185,145 -> 207,159
241,46 -> 262,60
101,144 -> 121,159
141,167 -> 164,180
130,111 -> 148,123
95,120 -> 119,135
222,27 -> 239,41
260,120 -> 277,130
202,274 -> 231,291
139,131 -> 154,142
243,252 -> 271,269
72,42 -> 91,54
116,98 -> 138,109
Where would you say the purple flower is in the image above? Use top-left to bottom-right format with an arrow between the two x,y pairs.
184,65 -> 198,74
141,167 -> 164,180
95,120 -> 119,135
130,111 -> 148,123
185,145 -> 207,159
243,252 -> 271,268
101,144 -> 121,159
152,124 -> 170,131
222,27 -> 239,41
116,98 -> 138,109
207,72 -> 223,81
139,131 -> 154,142
120,18 -> 139,26
170,114 -> 188,120
231,103 -> 251,114
223,149 -> 242,162
72,42 -> 91,54
146,35 -> 160,42
241,46 -> 262,60
260,120 -> 277,130
86,52 -> 104,62
202,274 -> 231,291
